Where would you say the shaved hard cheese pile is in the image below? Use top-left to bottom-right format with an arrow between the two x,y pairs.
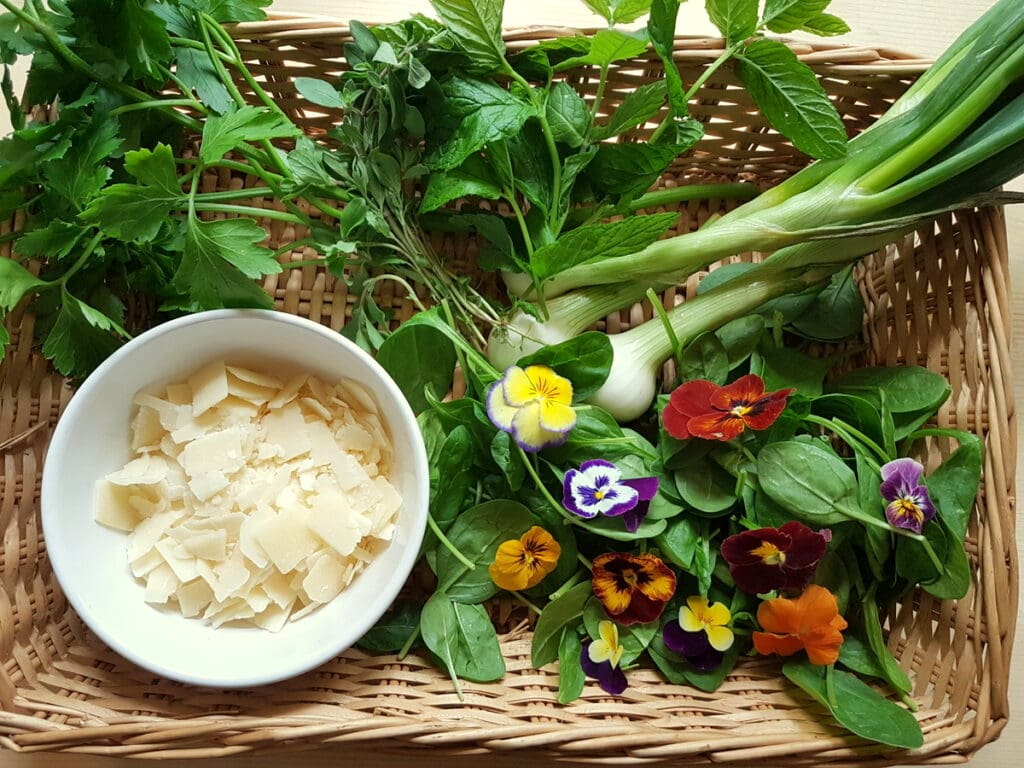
93,361 -> 402,631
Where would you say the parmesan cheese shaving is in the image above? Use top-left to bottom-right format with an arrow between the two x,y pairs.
95,363 -> 401,631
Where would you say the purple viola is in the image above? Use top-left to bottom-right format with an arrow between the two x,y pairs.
880,458 -> 937,534
562,459 -> 659,533
579,621 -> 628,695
662,596 -> 733,673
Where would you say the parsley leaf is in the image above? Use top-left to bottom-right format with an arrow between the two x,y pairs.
41,289 -> 128,378
169,218 -> 279,311
200,105 -> 301,165
82,143 -> 183,242
41,112 -> 122,211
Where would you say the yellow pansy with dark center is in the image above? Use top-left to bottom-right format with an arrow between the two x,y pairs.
488,526 -> 561,592
486,365 -> 576,452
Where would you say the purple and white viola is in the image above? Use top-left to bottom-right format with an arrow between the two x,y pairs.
561,459 -> 659,533
880,458 -> 937,534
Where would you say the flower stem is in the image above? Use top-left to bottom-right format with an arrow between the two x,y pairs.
519,447 -> 577,527
427,514 -> 475,571
549,569 -> 588,600
397,625 -> 420,660
510,591 -> 543,615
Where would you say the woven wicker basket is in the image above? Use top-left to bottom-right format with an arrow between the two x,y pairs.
0,15 -> 1016,765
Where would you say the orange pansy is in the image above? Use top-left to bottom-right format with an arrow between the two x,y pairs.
752,585 -> 848,666
489,526 -> 561,591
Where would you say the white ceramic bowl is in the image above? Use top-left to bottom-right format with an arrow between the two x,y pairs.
41,310 -> 429,688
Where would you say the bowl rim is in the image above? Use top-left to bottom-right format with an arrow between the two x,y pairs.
40,308 -> 430,688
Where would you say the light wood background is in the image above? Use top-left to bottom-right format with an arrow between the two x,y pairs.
1,1 -> 1020,766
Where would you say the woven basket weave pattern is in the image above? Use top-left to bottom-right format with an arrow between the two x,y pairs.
0,19 -> 1016,764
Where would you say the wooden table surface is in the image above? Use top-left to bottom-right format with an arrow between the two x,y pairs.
2,1 -> 1019,767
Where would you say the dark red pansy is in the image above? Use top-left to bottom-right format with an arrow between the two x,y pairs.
662,374 -> 794,441
721,521 -> 831,595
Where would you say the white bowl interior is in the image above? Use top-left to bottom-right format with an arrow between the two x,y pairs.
41,310 -> 428,688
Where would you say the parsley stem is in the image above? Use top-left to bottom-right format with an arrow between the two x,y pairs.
199,14 -> 247,109
191,202 -> 305,223
205,15 -> 291,123
110,99 -> 203,116
175,156 -> 284,183
58,231 -> 104,286
193,186 -> 276,202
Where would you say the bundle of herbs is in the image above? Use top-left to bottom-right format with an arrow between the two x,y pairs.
0,0 -> 1012,751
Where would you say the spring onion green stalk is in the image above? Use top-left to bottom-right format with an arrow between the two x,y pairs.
504,0 -> 1024,302
490,0 -> 1024,383
585,230 -> 911,421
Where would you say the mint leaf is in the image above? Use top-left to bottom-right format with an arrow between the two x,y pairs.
556,29 -> 649,70
170,218 -> 278,311
430,76 -> 534,170
420,154 -> 503,213
82,144 -> 182,242
705,0 -> 758,43
294,77 -> 345,109
596,80 -> 666,139
430,0 -> 507,73
175,48 -> 234,114
41,113 -> 121,210
801,12 -> 850,36
649,0 -> 687,114
579,0 -> 613,22
735,39 -> 847,159
586,141 -> 683,197
611,0 -> 654,24
15,220 -> 84,261
545,81 -> 590,148
763,0 -> 830,34
41,290 -> 127,378
200,106 -> 301,165
0,259 -> 48,311
532,211 -> 677,280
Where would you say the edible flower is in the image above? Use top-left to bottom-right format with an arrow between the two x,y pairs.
880,458 -> 936,534
721,522 -> 832,595
752,585 -> 848,666
662,374 -> 794,441
662,596 -> 733,672
486,365 -> 576,452
562,459 -> 659,533
580,620 -> 628,695
489,526 -> 561,591
592,552 -> 676,626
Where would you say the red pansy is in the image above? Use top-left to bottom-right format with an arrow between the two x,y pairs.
662,374 -> 793,441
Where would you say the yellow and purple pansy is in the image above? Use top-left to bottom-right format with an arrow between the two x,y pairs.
562,459 -> 659,533
662,596 -> 734,672
486,365 -> 576,452
880,458 -> 936,534
580,620 -> 628,695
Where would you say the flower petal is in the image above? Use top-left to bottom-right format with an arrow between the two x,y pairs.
686,411 -> 747,441
662,400 -> 695,440
802,621 -> 847,665
502,366 -> 538,407
752,631 -> 805,658
489,540 -> 530,591
885,499 -> 926,533
635,555 -> 677,603
678,605 -> 704,633
687,647 -> 725,672
741,389 -> 793,431
592,563 -> 634,616
523,365 -> 574,405
669,379 -> 718,418
598,484 -> 640,517
703,601 -> 731,628
756,592 -> 803,636
512,401 -> 569,452
588,639 -> 612,664
580,644 -> 628,696
539,399 -> 577,433
620,502 -> 649,533
705,624 -> 735,652
486,380 -> 518,432
777,522 -> 829,568
663,622 -> 711,657
617,591 -> 668,625
881,457 -> 924,486
710,374 -> 765,411
621,476 -> 659,501
562,469 -> 597,518
598,620 -> 619,652
729,562 -> 788,595
794,585 -> 841,632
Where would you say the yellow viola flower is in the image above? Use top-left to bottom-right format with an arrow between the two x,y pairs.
488,526 -> 562,591
678,595 -> 735,652
486,365 -> 576,452
587,620 -> 624,668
